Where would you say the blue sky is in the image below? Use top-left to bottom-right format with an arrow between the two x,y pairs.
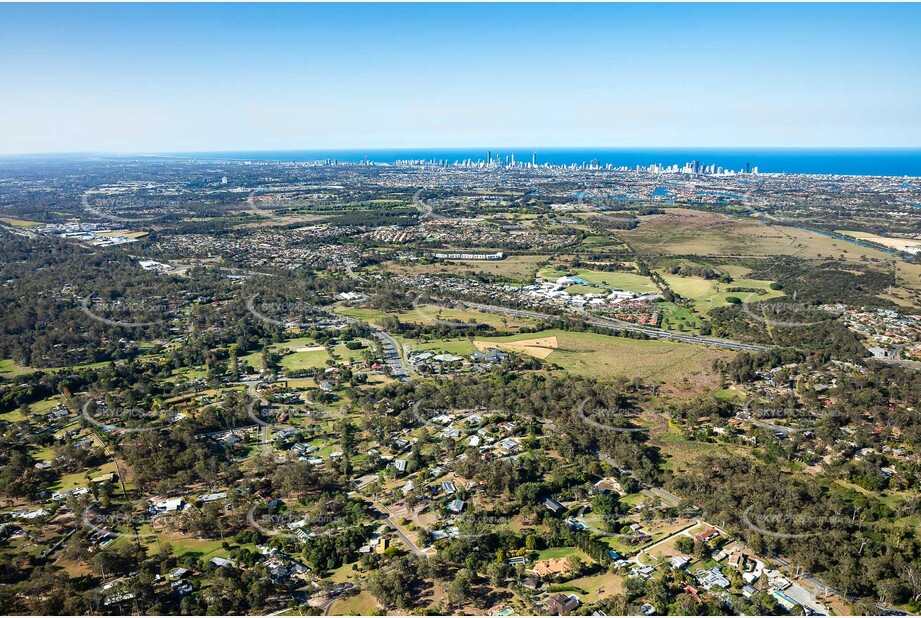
1,3 -> 919,153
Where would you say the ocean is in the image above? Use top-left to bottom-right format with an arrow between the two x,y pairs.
174,148 -> 921,177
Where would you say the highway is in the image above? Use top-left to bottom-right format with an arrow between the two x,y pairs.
460,301 -> 770,353
412,188 -> 449,222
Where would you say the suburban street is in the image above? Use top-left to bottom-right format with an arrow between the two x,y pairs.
350,492 -> 426,556
243,381 -> 274,455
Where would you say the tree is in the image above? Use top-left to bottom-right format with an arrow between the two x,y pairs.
674,536 -> 694,554
592,493 -> 621,532
448,568 -> 473,607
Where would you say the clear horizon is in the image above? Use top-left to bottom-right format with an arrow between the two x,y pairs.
7,146 -> 921,157
5,146 -> 921,159
2,3 -> 919,154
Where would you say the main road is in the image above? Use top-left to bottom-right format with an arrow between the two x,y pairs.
371,329 -> 411,381
412,188 -> 450,222
342,316 -> 412,381
459,301 -> 769,353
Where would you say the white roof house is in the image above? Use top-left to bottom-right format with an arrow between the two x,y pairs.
151,497 -> 185,512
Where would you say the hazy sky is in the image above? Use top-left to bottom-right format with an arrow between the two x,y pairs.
1,3 -> 919,154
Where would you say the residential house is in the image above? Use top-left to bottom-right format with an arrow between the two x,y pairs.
592,477 -> 624,495
521,577 -> 542,590
670,555 -> 691,570
531,557 -> 572,577
630,565 -> 656,579
150,497 -> 185,513
683,584 -> 701,603
168,567 -> 189,580
545,593 -> 580,616
199,492 -> 227,503
697,567 -> 730,590
170,580 -> 193,596
728,551 -> 747,570
770,589 -> 798,611
693,527 -> 720,543
218,432 -> 242,448
273,428 -> 298,441
542,497 -> 565,515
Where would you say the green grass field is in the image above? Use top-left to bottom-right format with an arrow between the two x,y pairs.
407,338 -> 479,356
237,335 -> 371,373
280,348 -> 330,371
712,388 -> 745,401
335,303 -> 538,330
384,253 -> 549,281
273,336 -> 321,351
331,343 -> 369,362
656,302 -> 701,332
48,461 -> 117,492
657,272 -> 784,314
468,329 -> 731,393
889,262 -> 921,310
579,235 -> 626,249
536,546 -> 592,562
172,366 -> 208,380
0,217 -> 42,229
0,358 -> 112,378
141,528 -> 228,559
654,427 -> 752,474
0,359 -> 34,377
565,284 -> 608,295
30,396 -> 66,414
0,409 -> 27,423
660,274 -> 714,299
718,264 -> 754,279
620,208 -> 896,262
329,590 -> 380,615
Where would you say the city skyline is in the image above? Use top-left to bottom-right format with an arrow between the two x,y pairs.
1,3 -> 920,154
